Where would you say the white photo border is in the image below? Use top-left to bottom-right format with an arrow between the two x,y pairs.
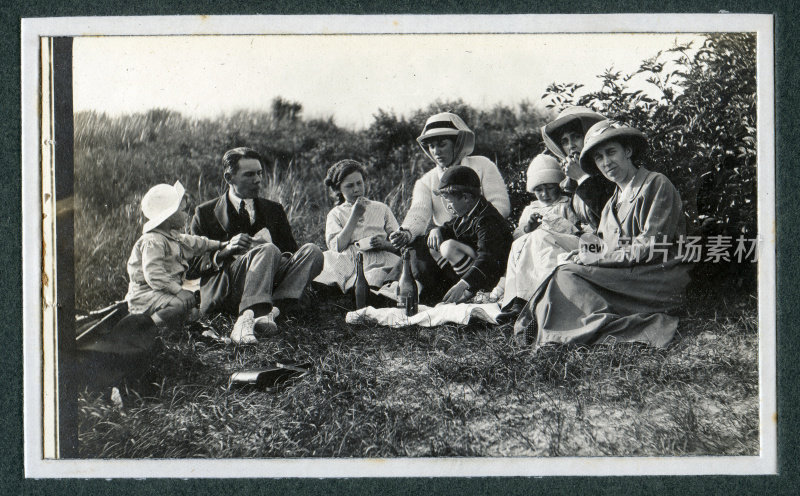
21,14 -> 776,478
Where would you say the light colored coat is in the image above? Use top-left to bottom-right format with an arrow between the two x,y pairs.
126,228 -> 222,313
515,167 -> 691,348
513,195 -> 579,240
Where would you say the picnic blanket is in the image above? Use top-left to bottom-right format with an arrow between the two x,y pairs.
345,302 -> 502,328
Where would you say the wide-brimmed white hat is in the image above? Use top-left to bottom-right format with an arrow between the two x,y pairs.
526,154 -> 565,193
142,181 -> 185,233
579,120 -> 648,176
416,112 -> 476,167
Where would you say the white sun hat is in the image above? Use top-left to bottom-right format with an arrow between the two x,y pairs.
526,154 -> 565,193
141,181 -> 185,233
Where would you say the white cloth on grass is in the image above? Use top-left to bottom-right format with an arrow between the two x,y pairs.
345,302 -> 502,328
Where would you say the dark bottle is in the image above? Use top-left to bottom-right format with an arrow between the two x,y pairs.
354,251 -> 369,309
229,362 -> 311,390
397,249 -> 419,316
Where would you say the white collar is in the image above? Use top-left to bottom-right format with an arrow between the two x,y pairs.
228,188 -> 254,208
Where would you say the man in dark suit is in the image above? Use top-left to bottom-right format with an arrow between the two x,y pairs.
189,147 -> 323,344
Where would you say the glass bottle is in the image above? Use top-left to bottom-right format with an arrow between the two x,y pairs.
354,251 -> 369,309
397,248 -> 419,316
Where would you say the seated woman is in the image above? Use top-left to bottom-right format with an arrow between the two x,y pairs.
541,106 -> 615,228
387,112 -> 511,303
514,120 -> 691,348
314,159 -> 400,292
497,107 -> 612,318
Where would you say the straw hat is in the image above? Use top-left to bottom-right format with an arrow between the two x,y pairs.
526,154 -> 565,193
541,106 -> 606,160
416,112 -> 476,167
578,120 -> 648,176
141,181 -> 185,233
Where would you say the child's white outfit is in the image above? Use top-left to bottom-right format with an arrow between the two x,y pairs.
314,198 -> 400,292
501,195 -> 581,307
512,196 -> 580,239
125,227 -> 222,314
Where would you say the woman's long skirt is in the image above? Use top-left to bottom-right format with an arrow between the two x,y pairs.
514,258 -> 691,348
315,246 -> 400,292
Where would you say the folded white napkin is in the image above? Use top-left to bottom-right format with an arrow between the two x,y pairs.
252,227 -> 272,245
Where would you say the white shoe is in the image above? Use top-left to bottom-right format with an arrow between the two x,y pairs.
230,309 -> 257,344
376,281 -> 400,302
489,278 -> 505,303
254,306 -> 280,336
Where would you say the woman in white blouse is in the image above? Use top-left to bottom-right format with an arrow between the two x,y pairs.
314,160 -> 400,292
387,112 -> 511,302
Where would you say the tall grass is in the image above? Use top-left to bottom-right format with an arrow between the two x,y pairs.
77,287 -> 758,458
73,110 -> 416,310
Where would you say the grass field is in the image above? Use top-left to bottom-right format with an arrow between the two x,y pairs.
77,278 -> 758,458
73,109 -> 760,458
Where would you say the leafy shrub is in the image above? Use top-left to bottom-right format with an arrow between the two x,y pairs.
542,33 -> 757,236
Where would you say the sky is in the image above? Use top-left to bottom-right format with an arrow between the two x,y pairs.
73,33 -> 703,129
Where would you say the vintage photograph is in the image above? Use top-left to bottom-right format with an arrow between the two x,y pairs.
22,14 -> 775,477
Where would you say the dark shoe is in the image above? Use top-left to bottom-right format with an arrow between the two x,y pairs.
80,313 -> 158,354
496,298 -> 527,324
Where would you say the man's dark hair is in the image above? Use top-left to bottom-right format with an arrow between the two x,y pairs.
222,147 -> 264,177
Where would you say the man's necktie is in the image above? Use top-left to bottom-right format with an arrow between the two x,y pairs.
239,200 -> 250,226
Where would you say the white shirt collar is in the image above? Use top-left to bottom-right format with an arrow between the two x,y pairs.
228,188 -> 255,222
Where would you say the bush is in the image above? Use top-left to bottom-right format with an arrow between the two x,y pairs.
542,33 -> 757,236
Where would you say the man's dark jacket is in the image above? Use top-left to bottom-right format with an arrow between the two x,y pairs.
187,193 -> 299,279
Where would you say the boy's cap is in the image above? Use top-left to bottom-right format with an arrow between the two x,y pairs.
434,166 -> 482,196
526,154 -> 565,193
142,181 -> 185,233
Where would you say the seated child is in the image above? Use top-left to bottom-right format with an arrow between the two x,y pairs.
494,154 -> 582,317
427,166 -> 513,304
513,154 -> 580,239
125,181 -> 226,328
314,160 -> 401,292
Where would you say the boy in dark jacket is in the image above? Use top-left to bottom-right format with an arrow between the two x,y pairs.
428,166 -> 513,303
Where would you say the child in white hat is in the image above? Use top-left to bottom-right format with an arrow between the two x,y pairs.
513,154 -> 580,239
125,181 -> 226,328
488,154 -> 580,306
